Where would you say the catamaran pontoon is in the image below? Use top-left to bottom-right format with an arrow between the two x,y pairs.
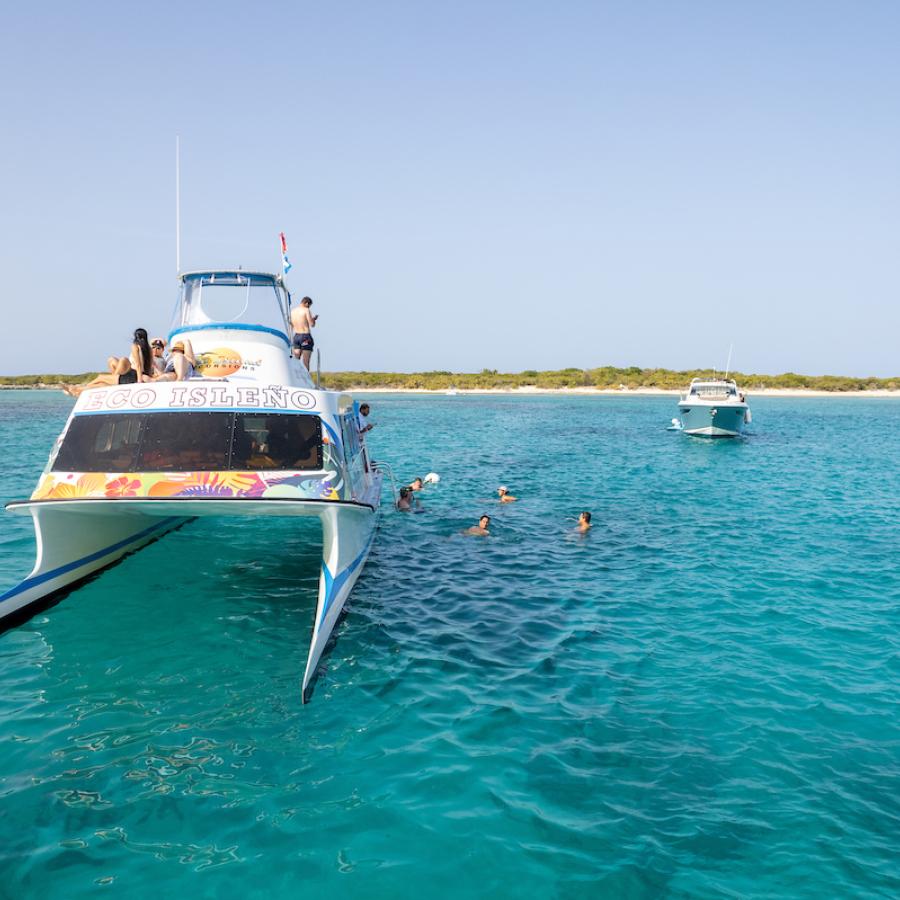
0,271 -> 382,700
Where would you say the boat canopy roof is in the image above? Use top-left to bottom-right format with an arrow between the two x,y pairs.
170,271 -> 292,340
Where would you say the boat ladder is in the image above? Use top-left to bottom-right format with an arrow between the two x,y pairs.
372,460 -> 399,506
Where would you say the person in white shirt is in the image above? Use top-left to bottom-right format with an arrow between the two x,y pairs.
358,403 -> 374,434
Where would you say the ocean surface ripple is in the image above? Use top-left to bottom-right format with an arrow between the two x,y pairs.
1,390 -> 899,898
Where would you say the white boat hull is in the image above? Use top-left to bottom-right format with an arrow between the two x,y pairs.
2,488 -> 381,700
0,504 -> 188,624
303,502 -> 378,701
678,403 -> 748,438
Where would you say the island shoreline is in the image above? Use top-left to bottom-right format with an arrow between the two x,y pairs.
3,384 -> 899,398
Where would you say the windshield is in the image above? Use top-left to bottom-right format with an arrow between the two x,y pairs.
53,412 -> 322,473
170,273 -> 290,337
691,382 -> 736,398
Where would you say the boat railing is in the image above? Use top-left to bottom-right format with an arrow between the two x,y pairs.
372,460 -> 398,506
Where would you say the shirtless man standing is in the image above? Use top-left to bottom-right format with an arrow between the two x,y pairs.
290,296 -> 318,370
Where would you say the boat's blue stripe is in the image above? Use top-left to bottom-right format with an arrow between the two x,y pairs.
320,526 -> 377,620
0,517 -> 182,604
321,419 -> 341,455
168,324 -> 291,347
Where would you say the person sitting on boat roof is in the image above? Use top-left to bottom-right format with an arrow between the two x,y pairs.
66,325 -> 157,396
497,485 -> 517,503
150,337 -> 167,375
358,403 -> 374,434
131,328 -> 155,383
290,296 -> 318,370
63,355 -> 138,396
156,339 -> 196,382
577,511 -> 592,533
463,515 -> 491,536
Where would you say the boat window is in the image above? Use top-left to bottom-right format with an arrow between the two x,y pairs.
137,412 -> 234,471
171,273 -> 289,337
339,412 -> 366,493
691,383 -> 735,398
340,413 -> 362,466
52,412 -> 322,473
53,415 -> 143,472
231,413 -> 322,470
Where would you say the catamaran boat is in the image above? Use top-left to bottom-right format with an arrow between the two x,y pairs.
0,271 -> 383,700
676,378 -> 751,437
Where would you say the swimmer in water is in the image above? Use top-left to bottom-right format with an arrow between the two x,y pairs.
463,515 -> 491,536
497,486 -> 517,503
577,511 -> 592,532
408,477 -> 424,492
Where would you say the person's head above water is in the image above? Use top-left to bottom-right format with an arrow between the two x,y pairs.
578,511 -> 592,528
409,478 -> 423,490
498,486 -> 508,496
463,514 -> 491,535
399,487 -> 410,498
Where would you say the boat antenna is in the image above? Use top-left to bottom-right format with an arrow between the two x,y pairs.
724,343 -> 734,380
175,135 -> 181,277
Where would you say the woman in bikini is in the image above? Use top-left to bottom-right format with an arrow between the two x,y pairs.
129,328 -> 155,382
63,326 -> 156,397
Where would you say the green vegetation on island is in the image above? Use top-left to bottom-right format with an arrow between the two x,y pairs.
2,367 -> 896,392
323,367 -> 898,392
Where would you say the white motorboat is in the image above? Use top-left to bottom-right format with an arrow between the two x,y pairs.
676,378 -> 751,437
0,270 -> 382,700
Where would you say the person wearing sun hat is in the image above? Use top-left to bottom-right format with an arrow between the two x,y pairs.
158,338 -> 197,381
497,485 -> 517,503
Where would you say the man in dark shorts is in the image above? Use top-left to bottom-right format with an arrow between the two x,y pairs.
290,296 -> 318,370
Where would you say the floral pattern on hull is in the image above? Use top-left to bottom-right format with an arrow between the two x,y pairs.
32,434 -> 349,502
32,469 -> 345,502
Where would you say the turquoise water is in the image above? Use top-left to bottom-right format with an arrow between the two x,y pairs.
1,389 -> 899,898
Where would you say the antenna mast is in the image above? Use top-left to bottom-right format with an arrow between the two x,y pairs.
724,343 -> 734,380
175,136 -> 181,276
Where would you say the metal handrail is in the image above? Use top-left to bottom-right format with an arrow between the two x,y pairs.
372,460 -> 399,506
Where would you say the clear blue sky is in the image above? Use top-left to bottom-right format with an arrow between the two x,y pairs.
1,1 -> 898,376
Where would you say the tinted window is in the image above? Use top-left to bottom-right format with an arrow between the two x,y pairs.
54,415 -> 142,472
138,412 -> 233,471
53,412 -> 322,473
231,413 -> 321,470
